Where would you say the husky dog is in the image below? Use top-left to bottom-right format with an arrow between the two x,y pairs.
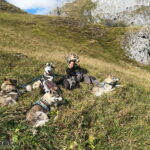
92,75 -> 120,97
0,78 -> 19,106
41,63 -> 56,93
26,63 -> 56,93
26,87 -> 63,128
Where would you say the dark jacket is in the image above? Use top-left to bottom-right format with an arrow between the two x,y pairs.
66,64 -> 81,77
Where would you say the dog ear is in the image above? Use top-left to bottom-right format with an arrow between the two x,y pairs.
108,74 -> 113,78
50,63 -> 55,69
46,63 -> 50,66
9,79 -> 14,84
4,78 -> 7,81
53,87 -> 58,91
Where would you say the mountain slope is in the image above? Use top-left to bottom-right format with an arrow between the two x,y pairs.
0,0 -> 25,13
0,11 -> 150,149
51,0 -> 150,26
50,0 -> 96,24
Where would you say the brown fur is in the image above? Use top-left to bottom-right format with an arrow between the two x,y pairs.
26,90 -> 63,127
0,79 -> 18,106
1,78 -> 17,92
26,105 -> 46,125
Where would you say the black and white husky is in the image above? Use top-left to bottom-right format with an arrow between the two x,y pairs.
26,63 -> 58,93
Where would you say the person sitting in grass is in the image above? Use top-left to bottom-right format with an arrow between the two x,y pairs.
63,54 -> 100,90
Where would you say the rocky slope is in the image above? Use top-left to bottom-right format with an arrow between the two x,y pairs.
91,0 -> 150,26
122,27 -> 150,65
49,0 -> 96,25
50,0 -> 150,26
50,0 -> 150,64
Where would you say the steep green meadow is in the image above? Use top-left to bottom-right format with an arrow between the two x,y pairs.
0,12 -> 150,149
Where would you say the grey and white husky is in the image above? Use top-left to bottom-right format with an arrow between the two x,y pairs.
26,87 -> 63,128
92,75 -> 120,97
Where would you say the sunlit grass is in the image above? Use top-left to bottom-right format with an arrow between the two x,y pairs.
0,12 -> 150,149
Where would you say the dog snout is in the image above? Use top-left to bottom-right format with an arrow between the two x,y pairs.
58,97 -> 62,101
54,95 -> 62,101
48,70 -> 51,74
112,77 -> 119,82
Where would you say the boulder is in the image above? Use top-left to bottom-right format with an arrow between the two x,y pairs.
122,27 -> 150,64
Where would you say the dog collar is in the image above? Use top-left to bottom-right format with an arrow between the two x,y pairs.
34,99 -> 50,111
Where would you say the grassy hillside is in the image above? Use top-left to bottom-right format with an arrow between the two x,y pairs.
52,0 -> 96,24
0,12 -> 150,149
0,0 -> 25,13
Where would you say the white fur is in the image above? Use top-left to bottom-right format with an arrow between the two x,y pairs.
32,80 -> 41,89
34,111 -> 49,127
26,85 -> 33,92
92,76 -> 120,97
45,63 -> 54,75
0,91 -> 18,106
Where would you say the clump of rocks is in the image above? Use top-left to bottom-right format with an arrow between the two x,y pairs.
122,27 -> 150,65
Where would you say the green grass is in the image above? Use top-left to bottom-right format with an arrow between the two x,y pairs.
54,0 -> 96,24
133,6 -> 150,14
0,12 -> 150,149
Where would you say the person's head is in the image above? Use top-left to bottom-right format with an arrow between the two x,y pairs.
68,60 -> 75,68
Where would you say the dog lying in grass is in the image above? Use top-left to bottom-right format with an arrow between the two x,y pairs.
26,87 -> 63,128
92,75 -> 120,97
26,63 -> 56,93
0,78 -> 19,106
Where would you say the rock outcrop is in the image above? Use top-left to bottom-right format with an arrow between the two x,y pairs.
49,0 -> 150,64
91,0 -> 150,26
122,27 -> 150,65
50,0 -> 150,26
